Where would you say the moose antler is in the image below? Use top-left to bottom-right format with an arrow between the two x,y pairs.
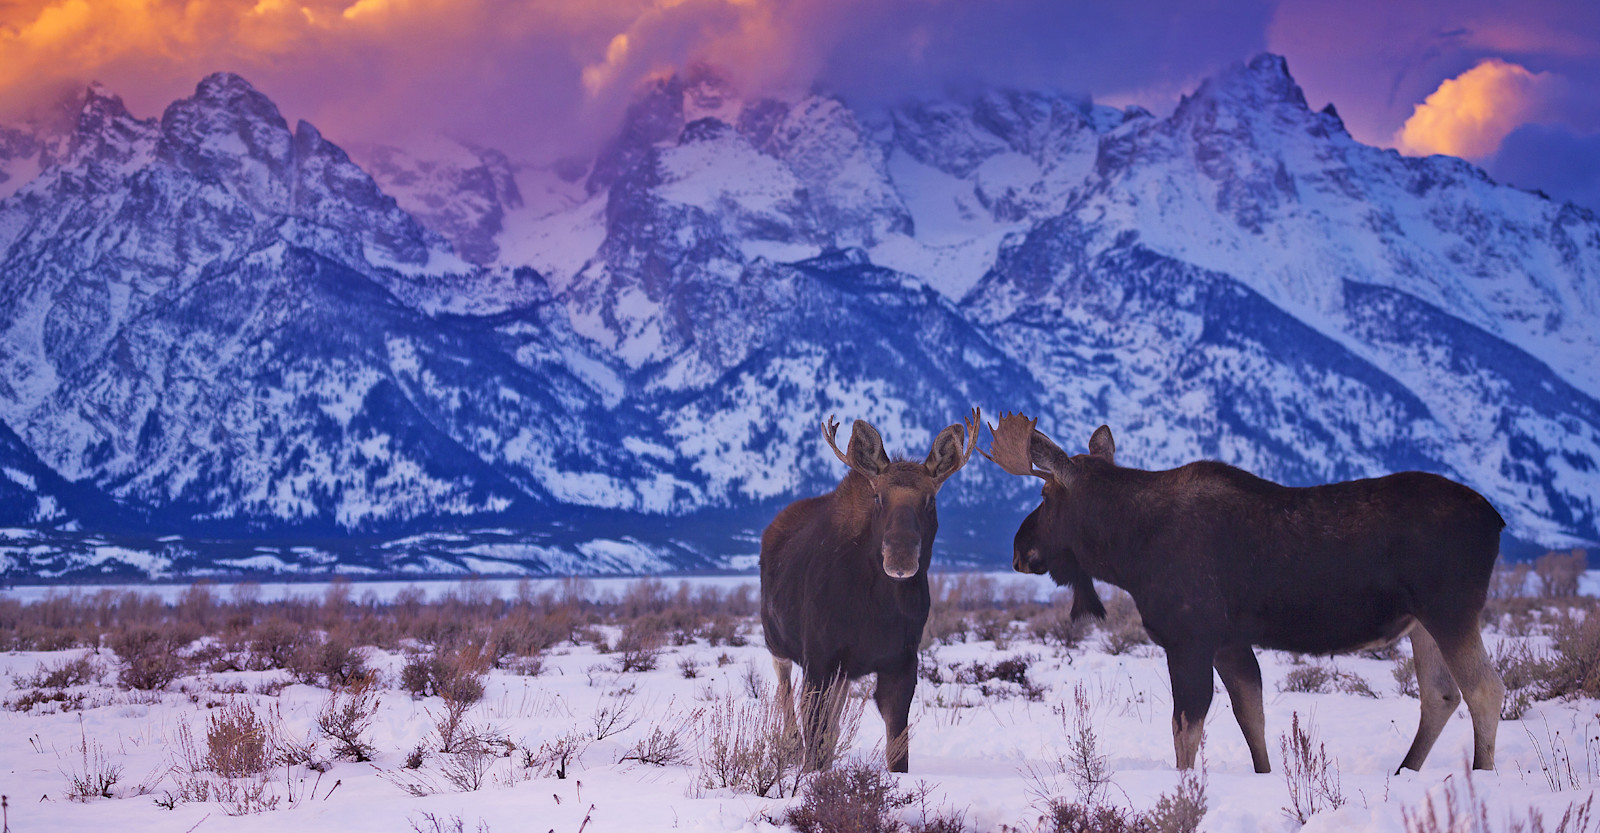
822,414 -> 851,467
822,414 -> 881,479
979,411 -> 1052,479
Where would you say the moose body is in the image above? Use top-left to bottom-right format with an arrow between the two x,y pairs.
988,414 -> 1506,774
760,411 -> 977,772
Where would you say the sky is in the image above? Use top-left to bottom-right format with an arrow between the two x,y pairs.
0,0 -> 1597,211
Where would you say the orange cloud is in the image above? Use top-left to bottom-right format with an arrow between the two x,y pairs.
1394,58 -> 1558,159
0,0 -> 1279,163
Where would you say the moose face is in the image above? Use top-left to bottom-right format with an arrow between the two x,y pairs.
987,413 -> 1115,618
871,466 -> 942,579
823,410 -> 980,581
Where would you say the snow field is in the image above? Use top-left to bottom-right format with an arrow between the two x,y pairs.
0,575 -> 1595,833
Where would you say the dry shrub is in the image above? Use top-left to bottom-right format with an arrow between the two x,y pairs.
247,619 -> 312,671
1099,593 -> 1149,655
1279,663 -> 1377,698
696,690 -> 805,798
1035,765 -> 1208,833
317,674 -> 380,761
1030,592 -> 1094,651
920,604 -> 970,648
1065,683 -> 1112,807
702,614 -> 747,647
1403,769 -> 1596,833
410,811 -> 492,833
952,655 -> 1045,701
108,626 -> 188,690
614,619 -> 666,672
1491,559 -> 1535,600
591,689 -> 641,741
206,699 -> 273,777
489,610 -> 567,661
62,735 -> 123,801
7,687 -> 87,712
20,653 -> 102,688
1279,711 -> 1344,824
439,734 -> 511,792
1494,640 -> 1552,719
402,643 -> 490,704
972,609 -> 1015,646
527,730 -> 591,780
431,696 -> 494,754
289,632 -> 370,687
1393,654 -> 1419,698
1535,550 -> 1588,599
784,759 -> 915,833
1543,610 -> 1600,700
623,722 -> 693,767
1147,767 -> 1208,833
1043,802 -> 1150,833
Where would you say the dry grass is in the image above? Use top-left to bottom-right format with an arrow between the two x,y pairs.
1279,711 -> 1345,824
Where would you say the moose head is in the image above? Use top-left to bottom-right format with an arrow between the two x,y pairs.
822,408 -> 980,580
986,411 -> 1114,619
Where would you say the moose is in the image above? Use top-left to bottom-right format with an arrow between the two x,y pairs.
984,412 -> 1506,774
760,409 -> 979,772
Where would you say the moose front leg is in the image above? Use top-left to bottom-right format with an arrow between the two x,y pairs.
875,655 -> 918,773
799,669 -> 849,771
1166,643 -> 1217,770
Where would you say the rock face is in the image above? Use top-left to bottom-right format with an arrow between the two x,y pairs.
2,55 -> 1598,579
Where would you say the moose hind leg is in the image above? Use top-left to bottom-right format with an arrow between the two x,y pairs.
875,656 -> 918,773
1213,644 -> 1271,773
1431,621 -> 1505,771
1166,644 -> 1216,770
1398,624 -> 1463,772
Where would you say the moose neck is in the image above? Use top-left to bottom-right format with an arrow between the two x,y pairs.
1061,460 -> 1146,589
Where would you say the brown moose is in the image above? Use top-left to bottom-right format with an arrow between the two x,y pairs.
985,412 -> 1505,774
760,409 -> 979,772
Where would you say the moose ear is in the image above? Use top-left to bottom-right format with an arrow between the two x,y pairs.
1030,429 -> 1074,485
847,420 -> 890,476
1088,425 -> 1115,463
924,423 -> 966,482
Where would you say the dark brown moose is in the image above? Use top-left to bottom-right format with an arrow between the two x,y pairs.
985,412 -> 1506,774
760,409 -> 979,773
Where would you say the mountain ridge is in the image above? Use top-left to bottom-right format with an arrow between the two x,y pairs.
1,55 -> 1597,580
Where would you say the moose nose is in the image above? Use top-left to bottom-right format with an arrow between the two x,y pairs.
1014,548 -> 1047,575
881,541 -> 920,580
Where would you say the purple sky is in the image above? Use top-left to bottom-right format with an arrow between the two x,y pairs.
1,0 -> 1597,211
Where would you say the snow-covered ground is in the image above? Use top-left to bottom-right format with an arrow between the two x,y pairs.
1,574 -> 1596,832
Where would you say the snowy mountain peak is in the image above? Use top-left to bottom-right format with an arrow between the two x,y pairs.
58,82 -> 155,173
160,72 -> 295,176
1173,53 -> 1314,135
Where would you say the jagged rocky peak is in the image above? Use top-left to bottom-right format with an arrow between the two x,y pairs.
1166,53 -> 1355,144
56,81 -> 156,171
1186,53 -> 1309,113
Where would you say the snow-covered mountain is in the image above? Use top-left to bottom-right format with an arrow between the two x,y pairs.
1,55 -> 1597,580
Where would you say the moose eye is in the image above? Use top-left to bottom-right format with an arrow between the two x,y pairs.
924,494 -> 935,511
873,492 -> 883,510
